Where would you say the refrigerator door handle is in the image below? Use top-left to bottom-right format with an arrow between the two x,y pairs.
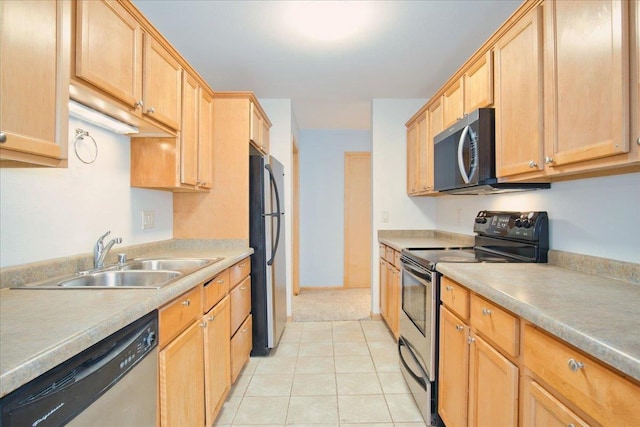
265,163 -> 282,266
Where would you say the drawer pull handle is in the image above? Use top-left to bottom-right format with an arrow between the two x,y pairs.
482,308 -> 492,316
182,299 -> 190,306
567,358 -> 584,372
446,285 -> 453,291
455,325 -> 464,331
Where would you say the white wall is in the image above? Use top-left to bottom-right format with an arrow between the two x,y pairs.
259,99 -> 295,316
0,117 -> 173,268
299,129 -> 372,287
436,172 -> 640,264
371,99 -> 434,313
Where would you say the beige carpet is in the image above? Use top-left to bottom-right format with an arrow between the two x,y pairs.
292,287 -> 371,322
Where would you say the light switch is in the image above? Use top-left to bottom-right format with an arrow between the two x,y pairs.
142,210 -> 155,230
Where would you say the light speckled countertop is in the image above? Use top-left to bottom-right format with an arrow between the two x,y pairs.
0,246 -> 253,398
438,263 -> 640,382
378,230 -> 475,252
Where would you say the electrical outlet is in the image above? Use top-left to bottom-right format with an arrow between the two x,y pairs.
382,211 -> 389,222
142,210 -> 155,230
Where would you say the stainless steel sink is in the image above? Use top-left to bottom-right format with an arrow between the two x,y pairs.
13,257 -> 224,290
58,270 -> 182,289
121,257 -> 222,272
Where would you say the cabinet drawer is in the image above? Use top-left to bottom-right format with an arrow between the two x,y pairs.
230,314 -> 252,383
229,258 -> 251,288
203,269 -> 230,313
469,294 -> 518,357
159,285 -> 202,349
440,276 -> 469,320
230,276 -> 251,335
523,324 -> 640,427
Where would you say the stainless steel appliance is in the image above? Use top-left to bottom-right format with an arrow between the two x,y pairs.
249,147 -> 287,356
398,211 -> 549,426
0,311 -> 158,426
433,108 -> 550,194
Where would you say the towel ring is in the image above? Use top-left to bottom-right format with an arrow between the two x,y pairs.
73,128 -> 98,164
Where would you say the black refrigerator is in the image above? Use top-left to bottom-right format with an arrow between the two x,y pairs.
249,147 -> 287,356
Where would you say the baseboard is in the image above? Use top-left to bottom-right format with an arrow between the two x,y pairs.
370,312 -> 381,320
299,286 -> 344,291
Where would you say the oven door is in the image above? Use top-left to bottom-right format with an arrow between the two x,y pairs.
400,261 -> 436,381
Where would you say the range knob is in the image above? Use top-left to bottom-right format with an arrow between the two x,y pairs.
143,331 -> 156,348
522,219 -> 531,228
515,218 -> 522,227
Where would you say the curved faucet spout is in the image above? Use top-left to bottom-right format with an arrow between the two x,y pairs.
94,231 -> 123,268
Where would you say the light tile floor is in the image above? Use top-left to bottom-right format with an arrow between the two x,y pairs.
214,320 -> 427,427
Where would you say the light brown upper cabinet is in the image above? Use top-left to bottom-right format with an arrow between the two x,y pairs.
543,0 -> 631,169
406,118 -> 419,195
494,5 -> 545,180
0,0 -> 70,167
443,78 -> 465,129
130,72 -> 213,192
73,0 -> 182,134
406,108 -> 435,196
250,102 -> 271,154
463,50 -> 494,114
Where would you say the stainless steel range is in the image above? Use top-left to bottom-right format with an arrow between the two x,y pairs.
398,211 -> 549,426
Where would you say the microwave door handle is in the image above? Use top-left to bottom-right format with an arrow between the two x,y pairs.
457,125 -> 472,184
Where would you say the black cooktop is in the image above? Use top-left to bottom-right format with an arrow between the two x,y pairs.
401,211 -> 549,271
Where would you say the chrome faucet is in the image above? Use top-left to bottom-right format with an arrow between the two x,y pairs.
94,231 -> 122,268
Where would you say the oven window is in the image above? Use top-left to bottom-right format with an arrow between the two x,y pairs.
402,268 -> 428,336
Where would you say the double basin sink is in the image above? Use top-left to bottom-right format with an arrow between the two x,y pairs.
15,258 -> 223,290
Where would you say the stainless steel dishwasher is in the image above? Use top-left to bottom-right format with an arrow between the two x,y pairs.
0,310 -> 158,427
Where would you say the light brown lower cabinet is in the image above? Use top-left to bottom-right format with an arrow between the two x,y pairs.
203,295 -> 230,427
521,378 -> 590,427
159,320 -> 205,427
231,315 -> 253,382
378,243 -> 400,339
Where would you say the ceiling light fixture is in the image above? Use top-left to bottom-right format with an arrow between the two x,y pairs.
68,100 -> 139,135
286,1 -> 372,42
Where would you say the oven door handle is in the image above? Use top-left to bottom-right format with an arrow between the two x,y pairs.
398,338 -> 427,390
401,262 -> 431,281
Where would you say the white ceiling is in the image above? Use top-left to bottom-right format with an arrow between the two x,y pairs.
133,0 -> 522,130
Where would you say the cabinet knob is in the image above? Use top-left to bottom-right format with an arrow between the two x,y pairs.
481,308 -> 492,316
455,325 -> 464,331
240,286 -> 247,290
544,156 -> 554,164
182,299 -> 190,306
0,132 -> 6,143
528,160 -> 538,168
568,424 -> 576,427
208,315 -> 215,322
134,100 -> 144,109
567,358 -> 584,372
217,279 -> 225,284
241,328 -> 248,333
446,285 -> 453,291
467,336 -> 476,344
146,107 -> 155,114
199,322 -> 207,328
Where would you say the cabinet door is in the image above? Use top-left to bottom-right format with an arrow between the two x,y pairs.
198,89 -> 214,188
494,5 -> 544,178
429,98 -> 444,141
389,265 -> 400,338
1,0 -> 68,165
159,321 -> 205,427
406,122 -> 419,194
544,0 -> 629,168
181,72 -> 198,186
379,258 -> 388,319
75,0 -> 141,110
204,296 -> 230,427
464,50 -> 494,113
438,307 -> 469,427
416,112 -> 433,192
468,333 -> 518,427
230,276 -> 251,335
521,378 -> 590,427
443,78 -> 464,128
142,34 -> 181,130
230,315 -> 253,383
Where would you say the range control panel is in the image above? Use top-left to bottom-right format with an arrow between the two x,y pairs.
473,211 -> 548,242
